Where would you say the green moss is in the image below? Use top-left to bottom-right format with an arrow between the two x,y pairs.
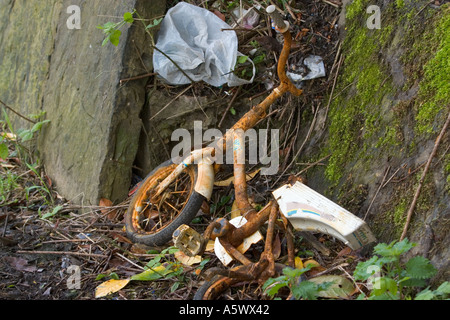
415,5 -> 450,134
324,1 -> 449,187
392,198 -> 408,233
444,154 -> 450,191
324,0 -> 395,184
345,0 -> 367,21
396,0 -> 405,9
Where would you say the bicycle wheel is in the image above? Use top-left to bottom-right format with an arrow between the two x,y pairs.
125,160 -> 205,246
193,274 -> 239,300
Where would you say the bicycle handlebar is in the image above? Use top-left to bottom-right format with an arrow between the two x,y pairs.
266,5 -> 288,31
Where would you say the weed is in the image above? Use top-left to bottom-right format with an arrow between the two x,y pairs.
354,238 -> 444,300
263,264 -> 332,300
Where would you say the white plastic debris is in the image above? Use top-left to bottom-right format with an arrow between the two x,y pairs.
272,181 -> 376,250
153,2 -> 255,87
287,55 -> 326,85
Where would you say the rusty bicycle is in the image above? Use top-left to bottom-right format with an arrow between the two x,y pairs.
124,5 -> 375,300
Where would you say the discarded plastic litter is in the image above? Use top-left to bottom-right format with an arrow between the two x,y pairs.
287,55 -> 326,86
153,2 -> 255,87
272,181 -> 376,250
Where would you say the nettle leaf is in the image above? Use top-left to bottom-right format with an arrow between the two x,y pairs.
353,256 -> 382,281
291,280 -> 331,300
263,276 -> 289,297
414,289 -> 436,300
371,277 -> 398,297
374,238 -> 415,258
405,256 -> 437,280
436,281 -> 450,295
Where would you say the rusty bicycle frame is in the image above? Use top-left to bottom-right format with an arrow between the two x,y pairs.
168,6 -> 303,299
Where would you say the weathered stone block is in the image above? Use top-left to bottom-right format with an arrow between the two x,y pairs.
0,0 -> 166,205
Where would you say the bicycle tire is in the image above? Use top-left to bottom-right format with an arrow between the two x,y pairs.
193,274 -> 238,300
125,160 -> 205,246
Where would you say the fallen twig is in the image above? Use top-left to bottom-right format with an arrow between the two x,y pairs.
321,0 -> 342,8
364,166 -> 390,220
400,111 -> 450,240
17,250 -> 108,259
120,72 -> 157,85
219,87 -> 242,128
149,84 -> 193,121
0,99 -> 36,124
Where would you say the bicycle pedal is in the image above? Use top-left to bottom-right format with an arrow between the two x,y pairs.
173,224 -> 204,257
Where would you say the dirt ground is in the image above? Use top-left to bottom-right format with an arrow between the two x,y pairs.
0,177 -> 362,300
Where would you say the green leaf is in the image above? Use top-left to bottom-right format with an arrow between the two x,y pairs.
131,265 -> 173,281
253,53 -> 266,64
353,256 -> 382,281
415,289 -> 436,300
31,120 -> 50,133
18,130 -> 33,142
405,256 -> 437,279
262,276 -> 288,297
123,12 -> 134,23
237,55 -> 249,65
41,205 -> 63,220
109,272 -> 120,280
171,281 -> 180,292
109,29 -> 121,46
102,35 -> 111,47
146,18 -> 163,29
95,274 -> 107,281
371,277 -> 398,297
436,281 -> 450,295
230,107 -> 236,115
374,238 -> 415,258
0,143 -> 8,159
291,281 -> 321,300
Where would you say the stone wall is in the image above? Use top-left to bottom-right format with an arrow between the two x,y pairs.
0,0 -> 166,205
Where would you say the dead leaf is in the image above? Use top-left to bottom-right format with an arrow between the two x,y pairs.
214,169 -> 260,187
287,175 -> 307,186
337,247 -> 354,258
174,251 -> 202,266
4,256 -> 37,273
230,200 -> 240,219
212,9 -> 225,21
99,198 -> 117,220
130,243 -> 150,254
111,232 -> 133,244
304,259 -> 326,277
295,257 -> 304,269
205,240 -> 215,252
309,275 -> 355,299
272,233 -> 281,260
95,279 -> 130,298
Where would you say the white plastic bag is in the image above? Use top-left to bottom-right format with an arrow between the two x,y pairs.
153,2 -> 255,87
